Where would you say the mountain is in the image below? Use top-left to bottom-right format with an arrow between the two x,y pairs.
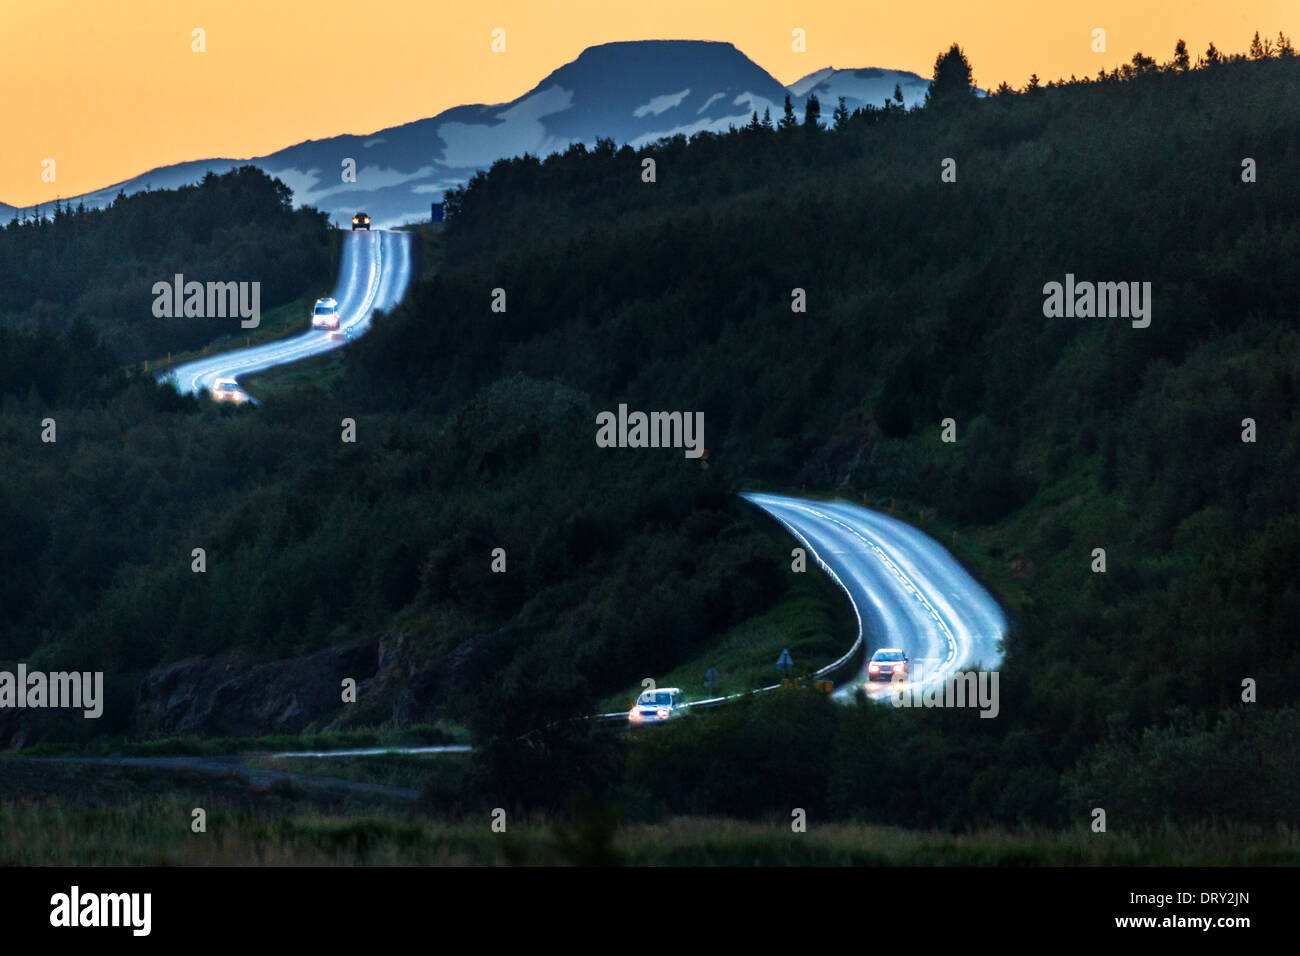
786,66 -> 932,110
1,41 -> 932,229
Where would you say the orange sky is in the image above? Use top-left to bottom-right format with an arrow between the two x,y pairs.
2,0 -> 1295,205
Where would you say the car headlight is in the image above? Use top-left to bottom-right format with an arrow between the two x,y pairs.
657,707 -> 669,719
629,709 -> 642,722
869,663 -> 880,673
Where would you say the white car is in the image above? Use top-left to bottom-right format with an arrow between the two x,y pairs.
310,297 -> 340,329
628,687 -> 688,724
211,378 -> 247,403
866,647 -> 910,683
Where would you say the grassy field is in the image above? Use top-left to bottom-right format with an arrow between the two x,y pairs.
240,347 -> 347,399
596,552 -> 853,714
246,752 -> 470,796
235,224 -> 438,397
2,787 -> 1294,865
8,723 -> 468,759
594,482 -> 1025,715
136,293 -> 323,375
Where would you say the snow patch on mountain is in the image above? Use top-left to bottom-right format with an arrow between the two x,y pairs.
3,42 -> 949,229
634,88 -> 692,118
787,66 -> 932,111
630,111 -> 750,147
732,91 -> 777,115
265,168 -> 325,205
787,67 -> 835,97
269,164 -> 438,208
696,92 -> 726,114
438,86 -> 577,168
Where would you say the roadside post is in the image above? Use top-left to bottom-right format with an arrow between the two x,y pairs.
704,667 -> 720,695
777,648 -> 793,687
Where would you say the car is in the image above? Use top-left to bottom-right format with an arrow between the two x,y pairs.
866,648 -> 910,683
351,212 -> 370,231
211,378 -> 247,403
310,297 -> 340,329
628,687 -> 687,724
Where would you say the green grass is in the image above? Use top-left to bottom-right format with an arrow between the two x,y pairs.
245,752 -> 470,795
597,567 -> 851,713
240,347 -> 347,398
1,793 -> 1294,865
135,293 -> 324,374
7,723 -> 469,759
210,223 -> 439,399
594,482 -> 1024,715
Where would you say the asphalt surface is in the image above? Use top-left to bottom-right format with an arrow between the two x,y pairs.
17,498 -> 1006,786
126,229 -> 1004,764
160,228 -> 412,400
742,493 -> 1007,701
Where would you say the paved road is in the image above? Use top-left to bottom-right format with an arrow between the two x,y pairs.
742,493 -> 1007,701
160,229 -> 412,400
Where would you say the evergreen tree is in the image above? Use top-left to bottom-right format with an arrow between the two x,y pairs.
762,106 -> 773,129
832,95 -> 850,130
1173,39 -> 1190,71
778,93 -> 797,130
1131,51 -> 1157,74
925,43 -> 976,108
803,93 -> 822,130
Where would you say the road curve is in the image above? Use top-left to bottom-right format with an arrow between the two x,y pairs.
742,493 -> 1007,701
160,229 -> 413,401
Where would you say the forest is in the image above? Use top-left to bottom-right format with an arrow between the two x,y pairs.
0,167 -> 333,365
1,34 -> 1296,830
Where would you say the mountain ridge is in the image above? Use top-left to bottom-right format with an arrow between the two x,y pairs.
2,40 -> 931,228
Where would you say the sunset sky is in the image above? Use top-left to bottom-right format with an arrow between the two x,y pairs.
3,0 -> 1295,206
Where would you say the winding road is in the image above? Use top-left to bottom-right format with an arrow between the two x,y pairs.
98,226 -> 1005,782
160,229 -> 413,400
153,228 -> 1004,708
742,493 -> 1007,700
